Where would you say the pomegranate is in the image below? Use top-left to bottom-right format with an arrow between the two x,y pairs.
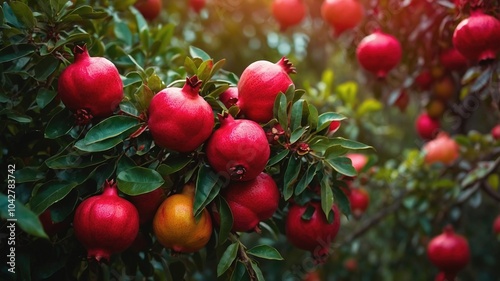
286,201 -> 341,262
73,180 -> 139,262
128,188 -> 166,225
452,10 -> 500,62
237,57 -> 296,123
39,209 -> 70,237
217,173 -> 280,232
343,258 -> 358,272
347,187 -> 369,218
435,272 -> 446,281
303,270 -> 321,281
321,0 -> 364,36
189,0 -> 206,13
356,30 -> 402,79
415,112 -> 440,140
491,124 -> 500,140
433,76 -> 455,101
272,0 -> 307,31
148,76 -> 214,152
206,113 -> 270,181
327,120 -> 341,136
427,225 -> 470,281
219,86 -> 238,109
493,215 -> 500,235
57,44 -> 123,124
439,48 -> 469,71
346,153 -> 368,173
415,70 -> 433,91
423,133 -> 460,165
426,99 -> 446,119
134,0 -> 162,21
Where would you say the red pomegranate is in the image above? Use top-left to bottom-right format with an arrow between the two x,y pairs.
415,70 -> 433,91
346,153 -> 368,174
491,124 -> 500,140
286,201 -> 341,262
39,209 -> 70,237
343,258 -> 358,272
347,188 -> 370,218
453,10 -> 500,62
148,76 -> 214,152
217,173 -> 280,232
328,120 -> 341,136
427,225 -> 470,281
423,133 -> 460,165
435,272 -> 446,281
493,215 -> 500,235
128,188 -> 166,225
237,57 -> 296,123
356,30 -> 402,79
57,45 -> 123,124
73,180 -> 139,262
206,113 -> 270,181
321,0 -> 364,36
219,87 -> 239,109
134,0 -> 162,21
189,0 -> 206,13
272,0 -> 307,31
415,112 -> 440,140
439,48 -> 469,71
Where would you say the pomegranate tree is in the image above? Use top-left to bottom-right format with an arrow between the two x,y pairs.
356,30 -> 402,79
73,180 -> 139,262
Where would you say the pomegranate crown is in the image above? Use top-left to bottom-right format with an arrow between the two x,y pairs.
183,75 -> 204,96
277,57 -> 297,74
72,44 -> 89,61
216,111 -> 235,125
102,179 -> 118,196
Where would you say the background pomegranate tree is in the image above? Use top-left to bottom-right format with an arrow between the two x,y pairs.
1,0 -> 500,280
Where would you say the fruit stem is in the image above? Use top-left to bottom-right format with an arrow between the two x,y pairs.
183,75 -> 203,97
72,44 -> 89,62
277,57 -> 297,74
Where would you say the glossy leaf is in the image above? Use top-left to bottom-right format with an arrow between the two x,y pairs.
267,149 -> 290,167
117,167 -> 165,195
247,245 -> 283,260
14,167 -> 45,183
320,176 -> 334,223
295,163 -> 319,195
217,242 -> 239,277
194,165 -> 223,217
36,88 -> 57,109
329,138 -> 372,150
325,156 -> 357,177
0,194 -> 48,238
283,156 -> 301,200
217,197 -> 233,245
30,181 -> 78,215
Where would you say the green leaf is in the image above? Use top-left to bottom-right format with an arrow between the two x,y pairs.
290,99 -> 305,131
217,197 -> 233,245
267,149 -> 289,167
36,88 -> 57,109
217,242 -> 239,277
324,145 -> 349,159
189,46 -> 211,61
194,165 -> 223,217
336,81 -> 357,107
317,112 -> 346,132
9,1 -> 36,29
33,55 -> 59,81
158,156 -> 193,175
0,194 -> 48,239
117,167 -> 165,196
276,93 -> 288,130
307,104 -> 318,131
30,181 -> 78,215
250,261 -> 265,281
45,109 -> 74,139
356,98 -> 382,117
14,167 -> 45,183
289,127 -> 308,144
461,160 -> 499,188
247,245 -> 283,260
295,163 -> 319,195
283,156 -> 302,201
332,185 -> 351,219
329,137 -> 372,150
231,261 -> 249,281
6,110 -> 32,123
45,153 -> 107,169
325,156 -> 357,177
320,176 -> 334,223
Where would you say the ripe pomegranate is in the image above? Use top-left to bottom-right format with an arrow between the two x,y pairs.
237,57 -> 296,123
272,0 -> 307,31
153,183 -> 212,253
39,209 -> 70,237
327,120 -> 341,136
219,87 -> 238,109
433,76 -> 455,101
423,133 -> 460,165
189,0 -> 206,13
206,113 -> 270,181
217,173 -> 280,232
439,48 -> 469,71
57,44 -> 123,124
453,10 -> 500,62
303,270 -> 321,281
128,188 -> 166,225
148,76 -> 214,152
415,70 -> 433,91
321,0 -> 364,36
347,188 -> 369,218
493,215 -> 500,235
356,30 -> 402,79
73,180 -> 139,262
286,201 -> 341,262
415,112 -> 440,140
427,225 -> 470,281
491,124 -> 500,140
134,0 -> 162,21
346,153 -> 368,173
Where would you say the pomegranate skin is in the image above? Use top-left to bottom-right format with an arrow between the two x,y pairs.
493,215 -> 500,235
321,0 -> 364,36
218,173 -> 280,232
423,133 -> 460,165
286,202 -> 341,260
356,31 -> 402,79
347,188 -> 370,218
128,188 -> 166,225
491,124 -> 500,140
237,57 -> 296,123
346,153 -> 368,173
427,225 -> 470,280
439,48 -> 469,71
134,0 -> 162,21
272,0 -> 307,31
57,45 -> 123,119
206,114 -> 270,181
147,76 -> 214,152
453,10 -> 500,62
73,181 -> 139,262
219,87 -> 239,109
189,0 -> 206,13
415,112 -> 440,140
